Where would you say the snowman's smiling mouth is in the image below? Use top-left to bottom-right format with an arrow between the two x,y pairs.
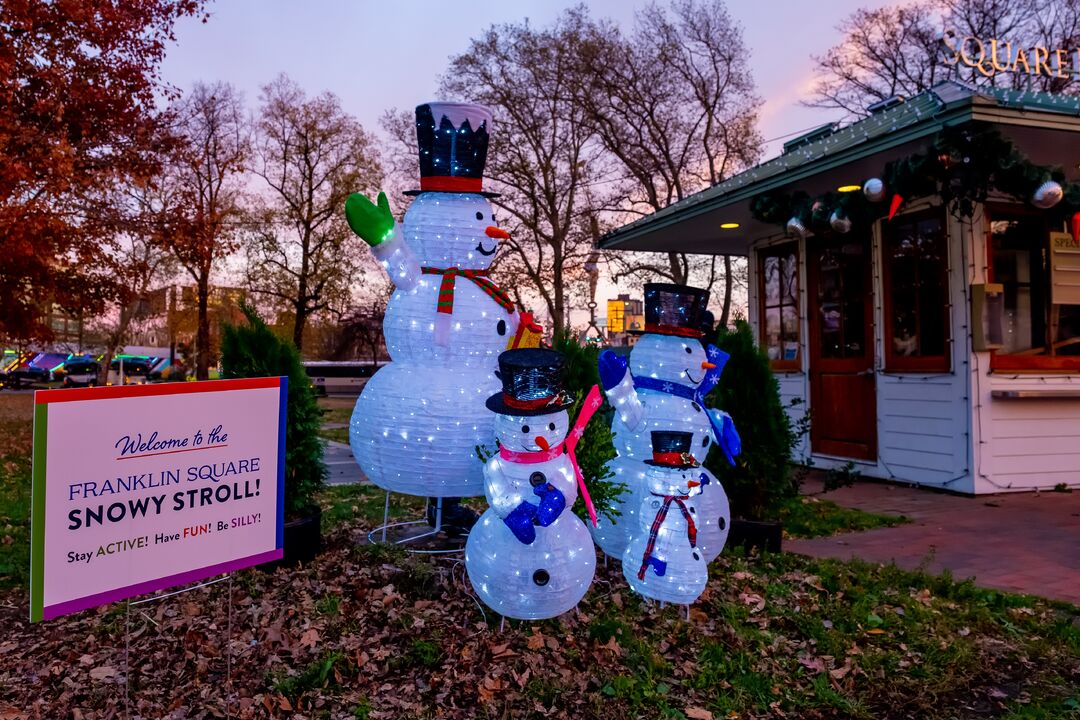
475,241 -> 497,256
685,368 -> 703,385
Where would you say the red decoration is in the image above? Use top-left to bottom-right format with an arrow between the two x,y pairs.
1072,212 -> 1080,244
888,194 -> 904,221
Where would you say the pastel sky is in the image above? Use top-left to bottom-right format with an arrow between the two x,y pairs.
158,0 -> 897,323
161,0 -> 895,158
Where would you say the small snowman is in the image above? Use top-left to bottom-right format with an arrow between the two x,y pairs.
595,283 -> 741,563
622,430 -> 709,606
465,349 -> 602,620
346,102 -> 525,517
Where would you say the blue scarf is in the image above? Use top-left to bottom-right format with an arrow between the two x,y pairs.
631,344 -> 741,465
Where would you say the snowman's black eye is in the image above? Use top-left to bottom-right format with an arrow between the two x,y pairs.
475,211 -> 483,220
548,422 -> 556,431
684,346 -> 692,354
496,319 -> 507,336
702,435 -> 710,447
521,425 -> 530,433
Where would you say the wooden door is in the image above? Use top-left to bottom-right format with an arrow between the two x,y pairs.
807,233 -> 877,461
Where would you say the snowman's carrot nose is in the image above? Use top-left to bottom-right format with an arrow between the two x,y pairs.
701,361 -> 717,369
486,226 -> 510,239
535,436 -> 550,451
687,480 -> 701,488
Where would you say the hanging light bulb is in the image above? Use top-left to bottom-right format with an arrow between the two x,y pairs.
1031,180 -> 1064,209
830,209 -> 852,234
786,216 -> 807,239
863,178 -> 886,202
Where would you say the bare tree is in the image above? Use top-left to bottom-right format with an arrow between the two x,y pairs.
577,0 -> 762,326
810,0 -> 1080,117
162,82 -> 249,380
247,75 -> 383,352
95,178 -> 178,382
440,8 -> 618,330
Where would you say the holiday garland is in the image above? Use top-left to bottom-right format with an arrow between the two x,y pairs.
750,123 -> 1080,240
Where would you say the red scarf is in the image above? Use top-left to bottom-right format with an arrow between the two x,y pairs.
496,385 -> 603,526
421,267 -> 514,315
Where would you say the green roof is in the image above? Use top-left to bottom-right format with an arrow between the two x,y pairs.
600,82 -> 1080,251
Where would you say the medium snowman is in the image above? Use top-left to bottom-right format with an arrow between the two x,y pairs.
345,102 -> 522,505
623,430 -> 709,605
594,283 -> 740,563
465,349 -> 601,620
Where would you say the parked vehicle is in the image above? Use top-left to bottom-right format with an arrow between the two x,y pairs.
302,361 -> 382,396
60,359 -> 101,387
108,356 -> 156,385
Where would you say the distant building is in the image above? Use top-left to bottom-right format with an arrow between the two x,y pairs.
606,293 -> 644,346
131,285 -> 246,363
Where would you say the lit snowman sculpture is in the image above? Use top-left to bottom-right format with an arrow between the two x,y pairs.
623,430 -> 710,605
594,283 -> 741,563
345,102 -> 527,526
465,348 -> 602,620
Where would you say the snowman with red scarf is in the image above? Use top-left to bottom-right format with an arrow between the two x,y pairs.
593,283 -> 740,563
345,103 -> 527,527
623,431 -> 709,605
465,349 -> 602,620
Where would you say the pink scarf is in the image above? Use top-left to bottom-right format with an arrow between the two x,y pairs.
497,384 -> 603,527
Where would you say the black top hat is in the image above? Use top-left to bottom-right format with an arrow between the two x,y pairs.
644,431 -> 700,468
404,102 -> 498,198
629,283 -> 711,338
486,348 -> 574,417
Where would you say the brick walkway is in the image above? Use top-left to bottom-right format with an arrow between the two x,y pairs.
786,476 -> 1080,606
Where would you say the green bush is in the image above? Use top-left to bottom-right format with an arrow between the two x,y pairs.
703,320 -> 803,520
221,305 -> 327,518
551,330 -> 623,522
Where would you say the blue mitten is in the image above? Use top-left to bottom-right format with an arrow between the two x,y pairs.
534,483 -> 566,527
720,411 -> 742,465
645,556 -> 668,577
504,501 -> 538,544
598,350 -> 628,391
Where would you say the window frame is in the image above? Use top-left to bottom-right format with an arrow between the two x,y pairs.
881,207 -> 952,373
758,242 -> 801,372
985,203 -> 1080,373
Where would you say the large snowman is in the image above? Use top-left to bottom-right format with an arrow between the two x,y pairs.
345,103 -> 522,502
623,430 -> 709,605
593,283 -> 740,563
465,349 -> 599,620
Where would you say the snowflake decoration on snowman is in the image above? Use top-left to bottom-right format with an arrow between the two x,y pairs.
465,348 -> 603,620
593,283 -> 742,563
344,102 -> 539,529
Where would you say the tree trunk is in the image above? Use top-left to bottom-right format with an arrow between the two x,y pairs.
667,252 -> 688,285
719,255 -> 733,330
196,275 -> 211,381
293,303 -> 307,353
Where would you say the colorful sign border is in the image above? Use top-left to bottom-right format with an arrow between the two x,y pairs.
29,377 -> 287,622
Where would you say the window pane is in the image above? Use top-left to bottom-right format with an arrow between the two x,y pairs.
992,217 -> 1045,354
763,256 -> 780,304
887,215 -> 946,359
1052,304 -> 1080,356
781,252 -> 797,305
781,305 -> 799,361
816,243 -> 866,358
764,306 -> 781,360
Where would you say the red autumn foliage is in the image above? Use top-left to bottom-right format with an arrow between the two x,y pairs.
0,0 -> 205,342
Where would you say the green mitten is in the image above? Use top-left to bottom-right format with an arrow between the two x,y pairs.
345,191 -> 395,246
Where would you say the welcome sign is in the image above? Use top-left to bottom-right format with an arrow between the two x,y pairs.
30,377 -> 286,622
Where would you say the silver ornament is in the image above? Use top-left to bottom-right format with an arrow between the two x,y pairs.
830,209 -> 852,234
786,216 -> 807,239
1032,180 -> 1064,209
863,178 -> 886,202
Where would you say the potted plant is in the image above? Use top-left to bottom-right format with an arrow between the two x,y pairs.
703,321 -> 807,552
221,305 -> 328,567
